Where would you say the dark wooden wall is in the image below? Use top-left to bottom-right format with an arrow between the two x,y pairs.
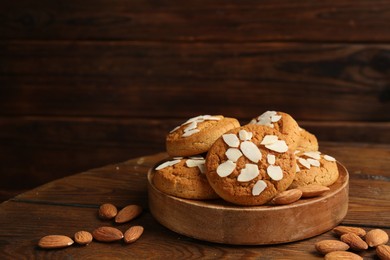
1,1 -> 390,201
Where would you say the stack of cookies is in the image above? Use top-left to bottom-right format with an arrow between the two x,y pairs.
153,112 -> 339,206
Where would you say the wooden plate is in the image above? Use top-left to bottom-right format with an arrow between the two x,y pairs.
147,162 -> 349,245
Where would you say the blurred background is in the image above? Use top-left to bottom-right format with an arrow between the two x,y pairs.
1,1 -> 389,202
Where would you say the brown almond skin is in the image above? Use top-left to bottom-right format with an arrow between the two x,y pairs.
38,235 -> 74,249
333,226 -> 366,238
124,226 -> 144,244
365,229 -> 389,247
92,226 -> 123,242
99,203 -> 118,220
341,233 -> 368,251
376,245 -> 390,260
298,184 -> 330,198
324,251 -> 363,260
74,231 -> 93,245
315,240 -> 350,255
115,205 -> 143,224
272,189 -> 302,205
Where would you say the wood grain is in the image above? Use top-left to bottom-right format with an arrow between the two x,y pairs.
1,42 -> 390,120
1,0 -> 390,42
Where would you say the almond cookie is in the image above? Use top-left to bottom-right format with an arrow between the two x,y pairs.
166,115 -> 240,157
205,124 -> 296,206
153,156 -> 219,200
296,128 -> 319,152
249,111 -> 300,150
290,151 -> 339,188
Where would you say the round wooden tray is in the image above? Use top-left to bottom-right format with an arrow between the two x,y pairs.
147,162 -> 349,245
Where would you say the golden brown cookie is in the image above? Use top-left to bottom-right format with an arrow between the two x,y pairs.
166,115 -> 240,157
153,156 -> 219,200
290,151 -> 339,188
296,128 -> 319,152
205,124 -> 296,206
249,111 -> 301,150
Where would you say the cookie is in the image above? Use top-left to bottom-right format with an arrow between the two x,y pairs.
249,111 -> 301,150
166,115 -> 240,157
205,124 -> 296,206
290,151 -> 339,188
153,156 -> 219,200
296,128 -> 319,152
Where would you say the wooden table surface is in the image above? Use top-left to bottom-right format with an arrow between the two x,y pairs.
1,142 -> 389,259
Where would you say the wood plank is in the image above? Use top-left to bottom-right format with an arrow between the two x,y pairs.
1,42 -> 390,120
1,0 -> 390,42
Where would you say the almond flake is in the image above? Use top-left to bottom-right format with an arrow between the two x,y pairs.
239,130 -> 253,141
169,126 -> 180,133
225,148 -> 242,162
189,156 -> 204,160
184,121 -> 197,132
222,134 -> 240,148
186,159 -> 205,167
216,160 -> 236,177
260,135 -> 278,145
307,158 -> 320,167
294,150 -> 300,154
155,159 -> 181,170
265,140 -> 288,153
252,180 -> 267,196
240,141 -> 262,163
303,151 -> 321,160
183,115 -> 204,125
296,164 -> 300,172
267,154 -> 276,165
182,128 -> 200,137
197,164 -> 206,174
267,165 -> 283,181
271,115 -> 282,122
298,158 -> 311,169
237,164 -> 259,182
324,155 -> 336,162
254,111 -> 277,126
203,115 -> 221,121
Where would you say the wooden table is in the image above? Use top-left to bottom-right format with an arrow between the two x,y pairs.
1,142 -> 389,259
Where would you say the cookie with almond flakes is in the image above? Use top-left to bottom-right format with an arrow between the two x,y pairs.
205,124 -> 296,206
166,115 -> 240,157
153,156 -> 219,200
290,151 -> 339,188
249,111 -> 301,150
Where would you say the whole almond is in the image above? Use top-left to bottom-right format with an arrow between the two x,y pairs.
298,184 -> 330,198
376,245 -> 390,260
341,233 -> 368,251
99,203 -> 118,220
272,189 -> 302,205
315,240 -> 350,255
365,229 -> 389,247
124,226 -> 144,244
333,226 -> 366,238
324,251 -> 363,260
115,205 -> 143,224
38,235 -> 74,249
74,231 -> 93,245
92,226 -> 123,242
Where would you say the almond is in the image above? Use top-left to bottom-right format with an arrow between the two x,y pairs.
341,233 -> 368,251
98,203 -> 118,220
333,226 -> 366,238
92,226 -> 123,242
74,231 -> 93,245
115,205 -> 143,224
38,235 -> 74,249
271,189 -> 302,205
324,251 -> 363,260
124,226 -> 144,244
365,229 -> 389,247
315,240 -> 350,255
376,245 -> 390,260
298,184 -> 330,198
